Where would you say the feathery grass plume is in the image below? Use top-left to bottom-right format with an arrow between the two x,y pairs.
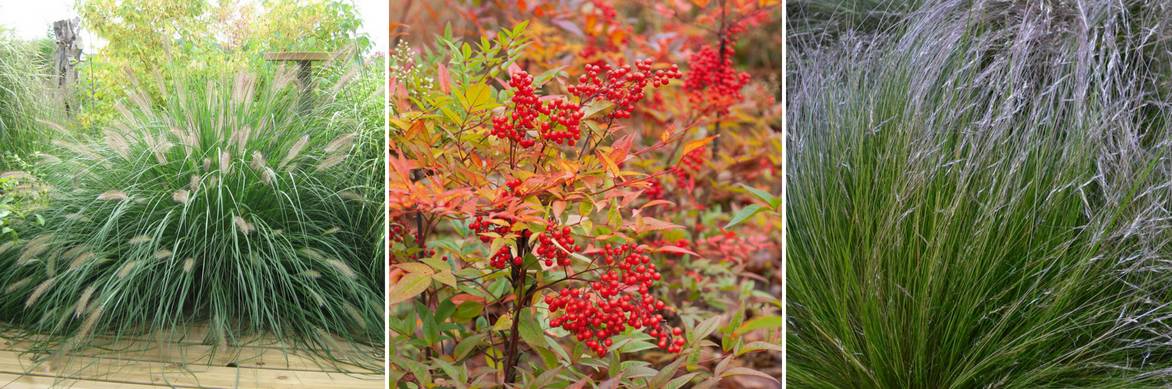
68,252 -> 95,270
0,68 -> 384,371
104,130 -> 130,159
250,151 -> 266,171
326,259 -> 356,279
60,245 -> 86,261
233,215 -> 254,235
343,303 -> 365,330
18,234 -> 52,264
171,190 -> 189,205
4,278 -> 30,294
788,0 -> 1172,386
218,149 -> 231,170
324,133 -> 356,154
73,286 -> 95,318
315,153 -> 347,172
96,191 -> 128,201
75,305 -> 103,340
127,235 -> 152,245
338,191 -> 364,202
0,171 -> 35,181
279,135 -> 309,171
24,279 -> 54,307
0,241 -> 19,256
115,261 -> 138,279
299,269 -> 321,279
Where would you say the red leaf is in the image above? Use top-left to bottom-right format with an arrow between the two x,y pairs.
437,63 -> 451,93
656,245 -> 699,257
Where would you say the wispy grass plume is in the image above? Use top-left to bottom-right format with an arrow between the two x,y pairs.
788,0 -> 1172,387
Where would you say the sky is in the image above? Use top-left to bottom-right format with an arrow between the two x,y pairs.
0,0 -> 389,54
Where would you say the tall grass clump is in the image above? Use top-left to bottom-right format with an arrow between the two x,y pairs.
0,68 -> 383,369
0,33 -> 54,166
789,0 -> 1172,387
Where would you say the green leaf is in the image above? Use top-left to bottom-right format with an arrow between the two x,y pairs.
389,273 -> 431,305
734,315 -> 782,337
725,204 -> 766,229
737,341 -> 784,356
665,372 -> 701,389
453,333 -> 485,360
434,300 -> 457,323
740,184 -> 781,209
452,301 -> 484,321
693,315 -> 723,342
649,358 -> 684,388
518,310 -> 545,350
582,100 -> 615,119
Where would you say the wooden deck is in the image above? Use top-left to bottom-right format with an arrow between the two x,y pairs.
0,327 -> 383,388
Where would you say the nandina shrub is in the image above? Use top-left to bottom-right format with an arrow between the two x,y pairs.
389,10 -> 781,385
0,69 -> 383,369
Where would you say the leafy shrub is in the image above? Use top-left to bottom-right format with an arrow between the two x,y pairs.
0,68 -> 383,369
388,0 -> 783,384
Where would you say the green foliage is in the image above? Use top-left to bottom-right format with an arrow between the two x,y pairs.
788,0 -> 1172,387
0,33 -> 56,166
75,0 -> 370,129
0,69 -> 382,369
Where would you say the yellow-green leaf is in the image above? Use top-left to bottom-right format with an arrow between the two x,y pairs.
493,313 -> 513,331
458,82 -> 495,112
433,270 -> 457,288
389,273 -> 431,305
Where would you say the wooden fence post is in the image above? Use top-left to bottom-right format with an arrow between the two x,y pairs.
263,52 -> 329,113
52,18 -> 81,117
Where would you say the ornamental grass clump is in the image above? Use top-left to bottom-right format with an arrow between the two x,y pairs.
789,0 -> 1172,387
0,68 -> 383,369
0,34 -> 54,165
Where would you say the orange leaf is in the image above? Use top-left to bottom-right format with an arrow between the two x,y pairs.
682,136 -> 716,157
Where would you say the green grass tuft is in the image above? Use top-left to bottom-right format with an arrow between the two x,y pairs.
788,0 -> 1172,387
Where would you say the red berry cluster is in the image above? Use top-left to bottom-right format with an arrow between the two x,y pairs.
492,71 -> 586,148
536,222 -> 580,267
470,215 -> 509,244
544,244 -> 684,355
567,60 -> 682,119
644,177 -> 664,200
490,246 -> 519,269
537,98 -> 583,145
684,43 -> 750,115
674,146 -> 707,193
390,224 -> 406,244
491,71 -> 538,148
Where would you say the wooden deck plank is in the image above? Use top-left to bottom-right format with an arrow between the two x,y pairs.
0,338 -> 378,374
0,372 -> 167,388
0,350 -> 383,388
